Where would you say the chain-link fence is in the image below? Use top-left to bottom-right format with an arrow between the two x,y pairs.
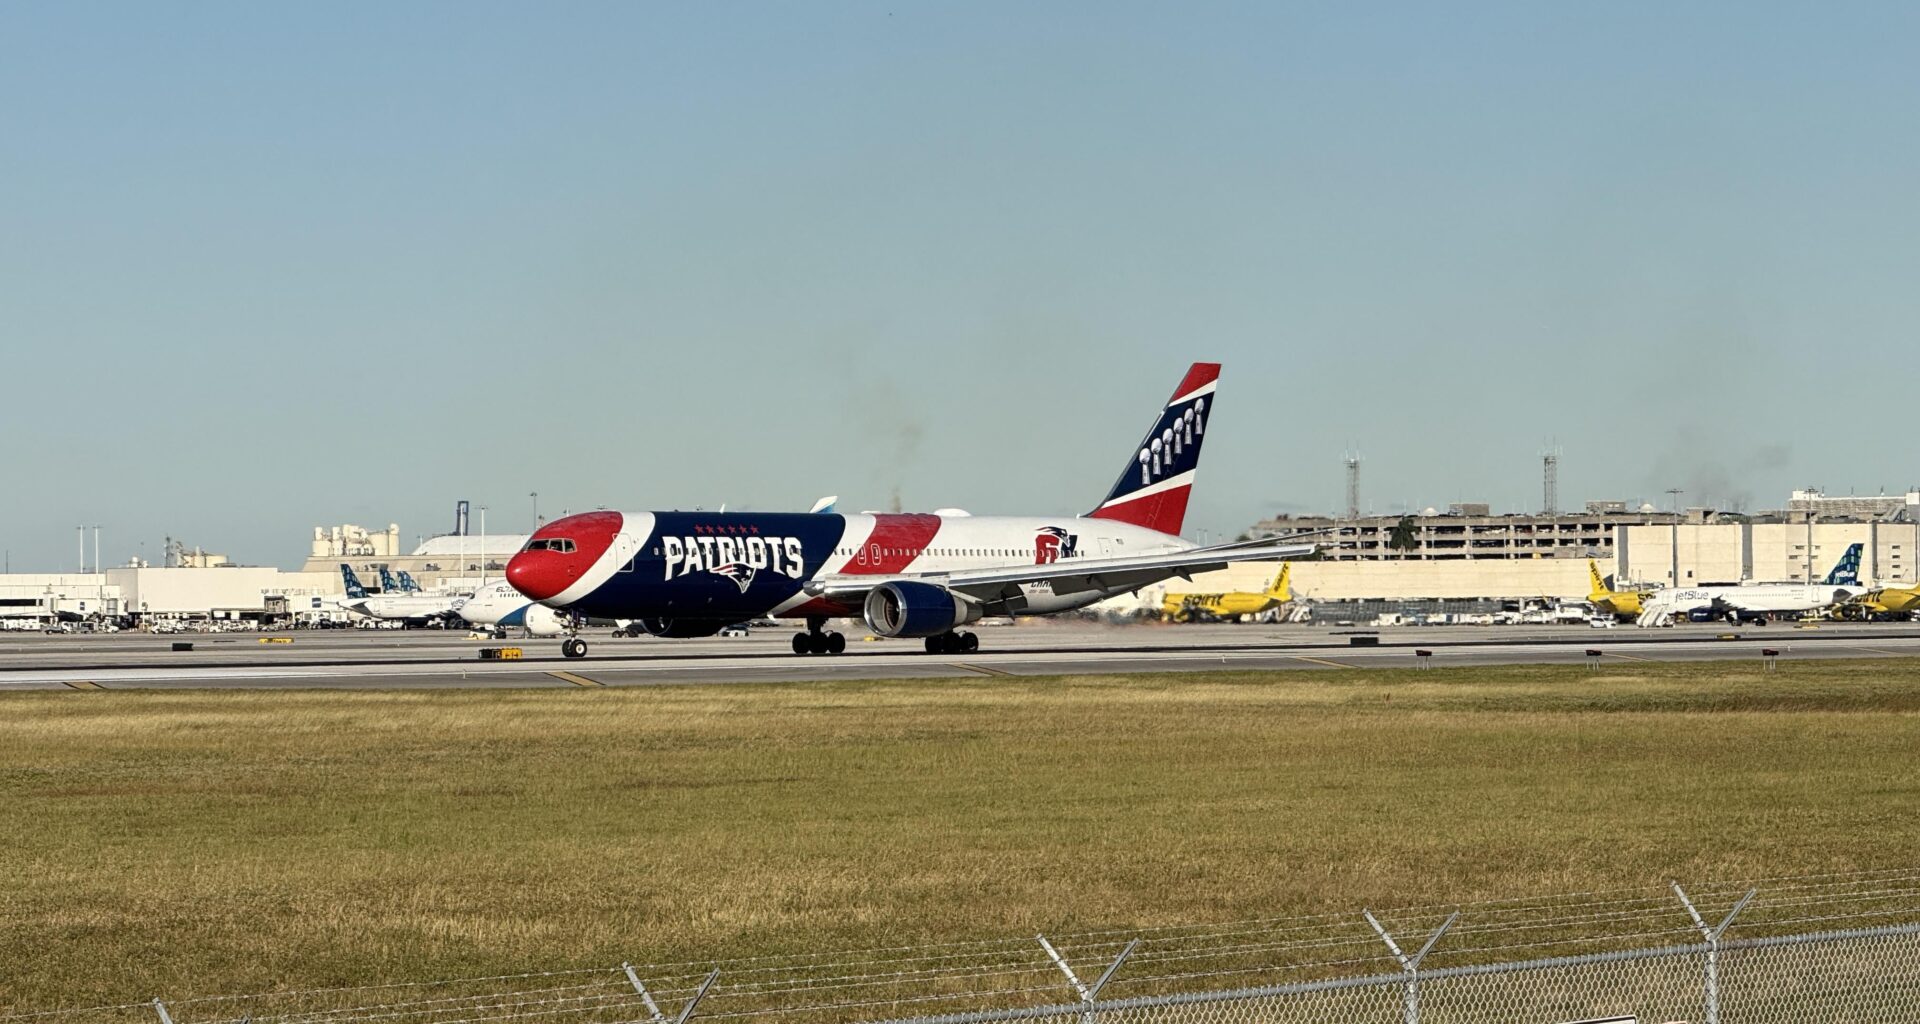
914,924 -> 1920,1024
10,871 -> 1919,1024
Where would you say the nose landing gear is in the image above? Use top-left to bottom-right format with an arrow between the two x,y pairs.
562,637 -> 589,659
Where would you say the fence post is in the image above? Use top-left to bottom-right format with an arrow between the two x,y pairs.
1673,882 -> 1756,1024
673,970 -> 721,1024
1039,934 -> 1138,1024
622,962 -> 667,1023
1364,909 -> 1457,1024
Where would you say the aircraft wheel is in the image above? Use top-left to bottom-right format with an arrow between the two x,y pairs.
924,635 -> 942,654
826,631 -> 846,655
562,638 -> 588,659
960,632 -> 979,653
792,633 -> 811,655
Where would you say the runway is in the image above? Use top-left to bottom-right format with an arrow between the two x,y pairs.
4,619 -> 1920,689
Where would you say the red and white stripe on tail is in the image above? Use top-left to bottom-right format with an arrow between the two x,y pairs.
1087,362 -> 1217,536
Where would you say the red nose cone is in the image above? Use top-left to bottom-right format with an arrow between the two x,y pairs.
506,511 -> 624,604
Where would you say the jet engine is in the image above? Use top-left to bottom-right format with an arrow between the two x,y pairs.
862,581 -> 983,638
633,617 -> 733,639
522,603 -> 569,638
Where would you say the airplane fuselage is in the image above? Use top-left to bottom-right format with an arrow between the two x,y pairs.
514,510 -> 1191,623
1654,583 -> 1856,617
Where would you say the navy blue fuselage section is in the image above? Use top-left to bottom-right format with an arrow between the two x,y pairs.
567,512 -> 852,621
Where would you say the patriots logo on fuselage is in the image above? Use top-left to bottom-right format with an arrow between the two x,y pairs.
1035,526 -> 1079,564
710,562 -> 757,593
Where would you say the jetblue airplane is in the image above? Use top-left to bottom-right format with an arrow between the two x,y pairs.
506,363 -> 1312,659
336,565 -> 464,624
1636,543 -> 1866,626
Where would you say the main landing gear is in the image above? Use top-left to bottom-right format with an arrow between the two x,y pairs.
925,631 -> 979,654
793,617 -> 846,656
562,637 -> 589,659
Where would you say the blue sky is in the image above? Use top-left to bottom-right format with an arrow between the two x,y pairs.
4,3 -> 1918,569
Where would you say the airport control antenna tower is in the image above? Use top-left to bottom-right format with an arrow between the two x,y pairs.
1543,448 -> 1560,516
1344,453 -> 1361,521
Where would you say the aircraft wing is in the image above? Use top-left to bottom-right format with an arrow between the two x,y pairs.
803,542 -> 1315,605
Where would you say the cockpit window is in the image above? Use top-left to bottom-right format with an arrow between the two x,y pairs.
523,538 -> 577,553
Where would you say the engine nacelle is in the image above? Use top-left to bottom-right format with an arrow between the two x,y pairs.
634,617 -> 733,639
522,604 -> 569,638
862,581 -> 982,638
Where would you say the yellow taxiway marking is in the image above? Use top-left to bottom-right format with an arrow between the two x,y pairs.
954,663 -> 1014,677
1289,655 -> 1353,669
547,671 -> 605,688
64,680 -> 105,690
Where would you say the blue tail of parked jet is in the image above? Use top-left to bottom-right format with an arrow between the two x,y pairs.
1824,543 -> 1864,586
340,564 -> 368,599
397,571 -> 422,593
378,567 -> 402,593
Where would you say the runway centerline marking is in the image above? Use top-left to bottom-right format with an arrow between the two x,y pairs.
547,671 -> 605,688
954,663 -> 1014,677
64,680 -> 104,690
1288,655 -> 1352,670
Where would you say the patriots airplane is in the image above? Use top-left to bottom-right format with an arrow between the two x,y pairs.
506,363 -> 1314,659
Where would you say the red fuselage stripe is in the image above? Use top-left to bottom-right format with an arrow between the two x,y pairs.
841,514 -> 944,574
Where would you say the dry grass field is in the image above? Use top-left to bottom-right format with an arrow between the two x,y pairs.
3,660 -> 1918,1009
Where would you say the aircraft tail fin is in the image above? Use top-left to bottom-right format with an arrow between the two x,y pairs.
377,567 -> 400,593
339,564 -> 367,599
1087,362 -> 1219,536
1824,543 -> 1864,586
1588,560 -> 1612,597
398,571 -> 422,593
1266,563 -> 1293,602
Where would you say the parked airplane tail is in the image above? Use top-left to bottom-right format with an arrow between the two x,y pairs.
339,564 -> 368,599
397,571 -> 422,593
1266,563 -> 1293,602
1088,362 -> 1218,536
1588,560 -> 1611,597
1824,543 -> 1864,586
377,567 -> 401,593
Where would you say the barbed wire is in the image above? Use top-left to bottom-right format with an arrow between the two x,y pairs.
12,868 -> 1920,1024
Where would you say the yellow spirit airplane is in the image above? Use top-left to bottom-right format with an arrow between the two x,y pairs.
1839,581 -> 1920,620
1588,560 -> 1652,619
1162,564 -> 1293,623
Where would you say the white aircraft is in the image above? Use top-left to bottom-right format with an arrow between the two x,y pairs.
1636,544 -> 1864,626
336,565 -> 465,625
505,362 -> 1315,659
456,579 -> 571,638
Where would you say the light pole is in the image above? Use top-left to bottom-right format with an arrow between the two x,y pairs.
93,525 -> 101,576
1666,489 -> 1684,588
479,506 -> 488,584
76,526 -> 84,574
530,491 -> 539,528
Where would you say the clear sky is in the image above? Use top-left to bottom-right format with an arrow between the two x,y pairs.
4,2 -> 1918,570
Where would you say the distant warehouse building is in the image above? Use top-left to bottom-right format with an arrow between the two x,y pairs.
1618,519 -> 1919,588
